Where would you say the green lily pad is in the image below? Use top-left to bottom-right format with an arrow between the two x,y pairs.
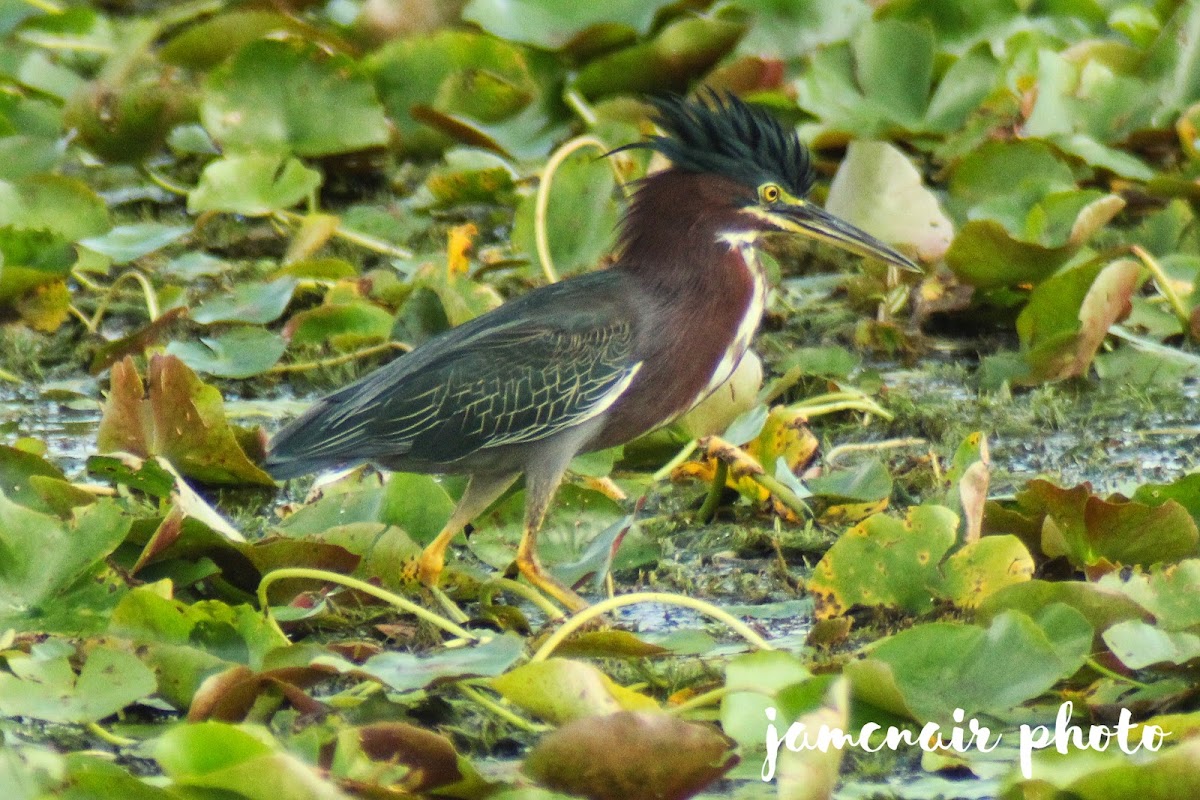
511,145 -> 620,278
1096,559 -> 1200,632
847,607 -> 1091,722
977,579 -> 1149,636
79,222 -> 191,264
0,495 -> 130,632
191,278 -> 297,325
1017,257 -> 1141,383
1103,620 -> 1200,669
809,505 -> 956,617
719,649 -> 810,753
807,459 -> 893,504
0,645 -> 156,724
462,0 -> 676,50
284,300 -> 395,350
0,229 -> 73,302
490,658 -> 657,724
379,472 -> 456,546
367,30 -> 537,155
0,173 -> 109,241
201,38 -> 388,157
156,721 -> 342,800
572,14 -> 746,99
316,633 -> 524,693
188,154 -> 321,217
166,327 -> 287,378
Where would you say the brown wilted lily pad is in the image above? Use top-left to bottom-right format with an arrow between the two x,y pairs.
97,355 -> 274,487
524,711 -> 737,800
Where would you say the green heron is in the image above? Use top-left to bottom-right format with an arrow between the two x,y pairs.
265,91 -> 917,613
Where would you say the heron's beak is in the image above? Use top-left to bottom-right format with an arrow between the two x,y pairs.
777,202 -> 921,272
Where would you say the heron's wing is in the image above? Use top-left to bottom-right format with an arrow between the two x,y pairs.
266,301 -> 639,474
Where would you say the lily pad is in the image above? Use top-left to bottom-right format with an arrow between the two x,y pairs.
524,711 -> 737,800
201,38 -> 388,157
188,154 -> 321,217
96,355 -> 274,487
490,659 -> 657,724
167,327 -> 286,378
191,278 -> 297,325
847,607 -> 1091,722
79,222 -> 191,264
0,645 -> 156,724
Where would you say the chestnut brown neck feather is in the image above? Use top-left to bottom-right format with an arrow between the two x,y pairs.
589,170 -> 764,449
614,170 -> 755,294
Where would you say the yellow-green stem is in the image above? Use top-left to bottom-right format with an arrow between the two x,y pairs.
267,341 -> 410,374
256,567 -> 480,642
531,591 -> 774,662
1133,245 -> 1191,336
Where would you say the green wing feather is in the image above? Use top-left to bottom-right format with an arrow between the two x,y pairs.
266,273 -> 640,476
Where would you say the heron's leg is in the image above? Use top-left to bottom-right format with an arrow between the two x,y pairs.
515,467 -> 589,614
417,472 -> 517,620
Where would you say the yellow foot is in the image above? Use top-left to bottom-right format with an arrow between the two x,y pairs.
417,548 -> 469,625
516,557 -> 589,615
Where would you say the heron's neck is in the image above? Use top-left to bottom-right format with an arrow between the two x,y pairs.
614,170 -> 756,297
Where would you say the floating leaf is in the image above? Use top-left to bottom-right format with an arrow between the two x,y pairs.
317,633 -> 524,693
1103,620 -> 1200,669
825,140 -> 952,263
79,222 -> 191,264
0,495 -> 130,632
367,30 -> 537,155
490,659 -> 657,724
156,721 -> 345,800
524,711 -> 737,800
572,15 -> 746,99
0,645 -> 156,724
166,327 -> 287,378
202,38 -> 388,157
284,301 -> 396,350
511,146 -> 620,278
847,607 -> 1091,722
191,278 -> 297,325
462,0 -> 676,50
188,154 -> 321,217
96,355 -> 274,487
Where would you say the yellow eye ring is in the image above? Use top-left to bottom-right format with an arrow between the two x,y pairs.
761,184 -> 781,203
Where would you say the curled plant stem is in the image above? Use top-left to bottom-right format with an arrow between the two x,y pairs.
76,269 -> 161,333
457,683 -> 550,732
1085,657 -> 1152,690
256,567 -> 481,642
789,391 -> 893,422
824,437 -> 928,466
563,87 -> 598,127
480,577 -> 566,621
86,721 -> 136,748
267,341 -> 411,374
698,459 -> 728,523
699,436 -> 810,520
272,210 -> 413,260
652,438 -> 698,482
1132,245 -> 1191,336
531,591 -> 774,662
534,135 -> 616,284
141,165 -> 190,197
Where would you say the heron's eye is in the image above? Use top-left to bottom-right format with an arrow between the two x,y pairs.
760,184 -> 781,203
